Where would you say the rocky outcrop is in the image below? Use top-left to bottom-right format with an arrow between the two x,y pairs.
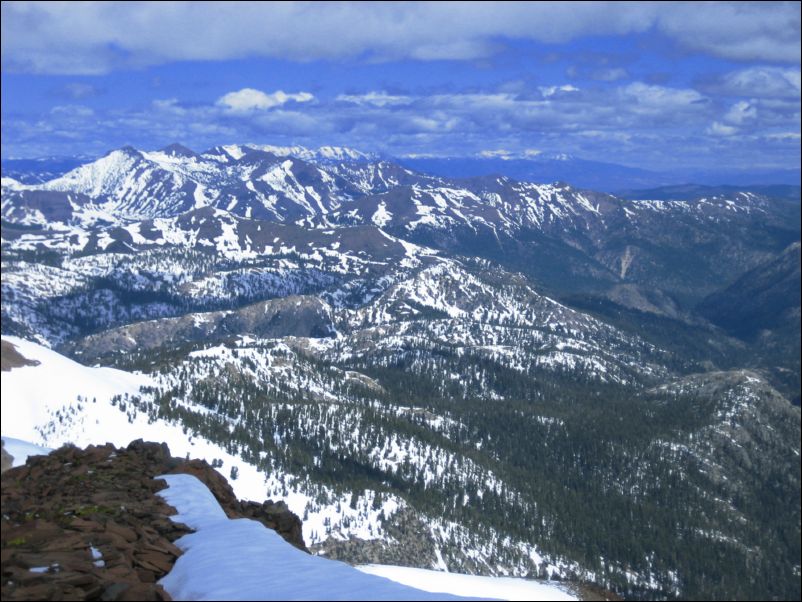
238,500 -> 306,552
312,508 -> 437,568
1,439 -> 306,601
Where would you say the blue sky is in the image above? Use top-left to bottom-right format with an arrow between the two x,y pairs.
1,1 -> 800,171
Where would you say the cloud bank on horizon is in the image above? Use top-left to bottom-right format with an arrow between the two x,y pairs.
1,1 -> 799,172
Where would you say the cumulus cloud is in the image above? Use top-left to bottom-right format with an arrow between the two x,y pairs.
50,104 -> 94,117
152,98 -> 188,115
539,85 -> 580,98
702,66 -> 801,98
4,77 -> 798,170
723,101 -> 757,125
657,2 -> 801,64
621,82 -> 709,117
216,89 -> 314,113
2,2 -> 798,74
764,131 -> 801,141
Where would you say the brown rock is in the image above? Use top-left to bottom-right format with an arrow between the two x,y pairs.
69,517 -> 103,532
134,550 -> 173,573
105,521 -> 138,543
141,540 -> 182,557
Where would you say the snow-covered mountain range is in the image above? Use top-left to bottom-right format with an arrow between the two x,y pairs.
1,143 -> 799,601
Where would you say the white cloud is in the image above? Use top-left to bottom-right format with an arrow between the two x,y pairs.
478,149 -> 513,159
707,66 -> 801,99
622,82 -> 707,112
539,85 -> 580,98
657,2 -> 801,64
2,2 -> 798,74
764,132 -> 801,141
152,98 -> 187,115
723,101 -> 757,125
336,92 -> 413,107
50,104 -> 94,117
707,121 -> 738,136
61,82 -> 101,99
578,130 -> 633,143
216,89 -> 314,113
593,68 -> 629,82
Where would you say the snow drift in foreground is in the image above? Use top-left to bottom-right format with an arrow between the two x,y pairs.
356,565 -> 576,601
157,473 -> 473,601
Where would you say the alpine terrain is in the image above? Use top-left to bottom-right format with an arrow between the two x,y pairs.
2,143 -> 800,601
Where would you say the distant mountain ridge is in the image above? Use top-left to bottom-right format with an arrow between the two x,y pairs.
4,144 -> 799,192
400,155 -> 801,192
4,143 -> 798,313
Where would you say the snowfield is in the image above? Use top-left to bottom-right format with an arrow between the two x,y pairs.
157,473 -> 472,601
1,336 -> 151,442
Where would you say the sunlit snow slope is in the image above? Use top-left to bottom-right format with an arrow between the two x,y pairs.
157,473 -> 576,601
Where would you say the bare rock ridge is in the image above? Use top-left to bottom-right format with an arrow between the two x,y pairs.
1,439 -> 306,601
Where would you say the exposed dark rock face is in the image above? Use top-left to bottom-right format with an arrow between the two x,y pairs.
238,500 -> 306,553
1,439 -> 306,601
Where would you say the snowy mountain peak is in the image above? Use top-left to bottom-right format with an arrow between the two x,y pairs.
42,148 -> 145,198
195,144 -> 372,164
245,144 -> 374,163
316,145 -> 373,162
159,143 -> 199,158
